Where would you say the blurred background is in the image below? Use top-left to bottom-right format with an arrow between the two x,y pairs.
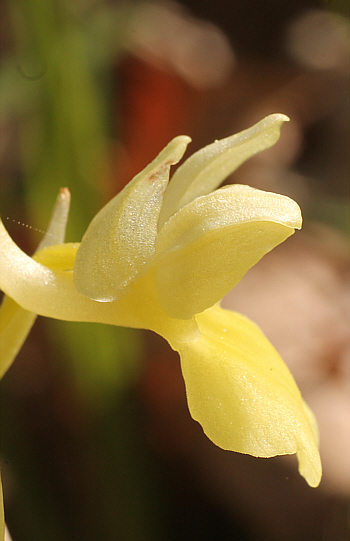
0,0 -> 349,539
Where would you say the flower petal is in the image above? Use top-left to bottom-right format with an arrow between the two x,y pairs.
0,188 -> 71,377
175,305 -> 322,487
74,136 -> 190,302
154,185 -> 302,319
0,225 -> 107,323
0,223 -> 198,344
36,188 -> 71,250
0,297 -> 37,378
158,114 -> 289,228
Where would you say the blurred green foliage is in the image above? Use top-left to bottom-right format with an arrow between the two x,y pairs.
1,0 -> 145,401
1,2 -> 160,538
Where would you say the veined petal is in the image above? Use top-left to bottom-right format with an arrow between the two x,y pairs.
154,185 -> 302,319
158,114 -> 289,228
74,136 -> 191,302
175,305 -> 322,487
0,188 -> 71,377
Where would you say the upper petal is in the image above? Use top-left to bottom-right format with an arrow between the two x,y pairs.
158,114 -> 289,228
36,188 -> 71,250
174,305 -> 322,487
74,136 -> 190,302
154,185 -> 302,319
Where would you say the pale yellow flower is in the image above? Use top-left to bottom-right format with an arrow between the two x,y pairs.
0,114 -> 322,490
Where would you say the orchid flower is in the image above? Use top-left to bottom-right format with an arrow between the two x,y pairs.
0,114 -> 322,491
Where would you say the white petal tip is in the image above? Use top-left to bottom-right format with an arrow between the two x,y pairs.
165,136 -> 192,165
269,113 -> 290,123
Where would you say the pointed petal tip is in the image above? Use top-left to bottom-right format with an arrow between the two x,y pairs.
162,135 -> 192,165
267,113 -> 290,123
58,187 -> 71,201
297,448 -> 322,488
36,187 -> 71,251
172,135 -> 192,146
249,113 -> 290,141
